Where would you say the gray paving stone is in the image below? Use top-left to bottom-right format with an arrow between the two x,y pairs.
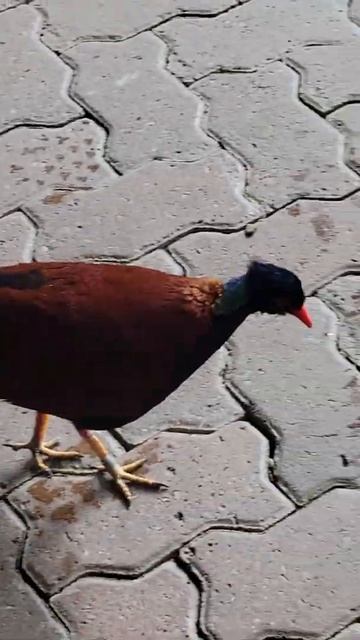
135,248 -> 184,275
288,39 -> 360,113
0,502 -> 66,640
0,5 -> 81,133
182,489 -> 360,640
334,626 -> 360,640
328,104 -> 360,175
320,275 -> 360,370
0,211 -> 35,263
9,424 -> 292,593
351,0 -> 360,26
121,349 -> 242,445
67,35 -> 215,172
171,194 -> 360,295
193,64 -> 358,210
34,0 -> 242,50
157,0 -> 353,83
33,154 -> 256,261
0,118 -> 115,216
52,563 -> 199,640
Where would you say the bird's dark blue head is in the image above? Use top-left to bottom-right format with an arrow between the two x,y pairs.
245,261 -> 312,325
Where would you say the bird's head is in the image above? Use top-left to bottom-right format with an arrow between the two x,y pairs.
245,260 -> 312,327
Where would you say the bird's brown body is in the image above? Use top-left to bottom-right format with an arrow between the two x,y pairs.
0,262 -> 248,428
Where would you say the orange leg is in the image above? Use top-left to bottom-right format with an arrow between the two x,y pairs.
77,429 -> 166,505
4,412 -> 82,472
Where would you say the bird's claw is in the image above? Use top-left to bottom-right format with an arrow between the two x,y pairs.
4,438 -> 83,473
103,456 -> 167,505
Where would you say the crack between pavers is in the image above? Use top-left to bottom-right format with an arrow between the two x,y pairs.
326,616 -> 360,640
175,554 -> 214,640
0,113 -> 83,139
348,0 -> 360,29
2,495 -> 72,638
0,0 -> 33,15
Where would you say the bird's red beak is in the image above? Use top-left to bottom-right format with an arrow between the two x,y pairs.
290,304 -> 312,328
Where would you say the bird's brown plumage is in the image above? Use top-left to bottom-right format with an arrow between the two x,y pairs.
0,262 -> 247,429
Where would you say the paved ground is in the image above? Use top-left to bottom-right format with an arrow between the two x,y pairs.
0,1 -> 360,639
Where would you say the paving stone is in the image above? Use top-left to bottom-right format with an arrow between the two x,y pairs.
182,489 -> 360,640
288,39 -> 360,113
0,408 -> 125,497
0,118 -> 115,215
135,248 -> 184,275
192,64 -> 358,210
121,349 -> 242,445
228,298 -> 360,503
52,563 -> 199,640
0,5 -> 81,133
171,194 -> 360,295
34,0 -> 242,51
9,424 -> 292,593
320,276 -> 360,369
67,35 -> 215,173
334,625 -> 360,640
350,0 -> 360,26
0,502 -> 66,640
328,105 -> 360,175
157,0 -> 353,83
0,211 -> 35,263
33,154 -> 255,261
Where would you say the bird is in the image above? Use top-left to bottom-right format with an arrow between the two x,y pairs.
1,259 -> 312,504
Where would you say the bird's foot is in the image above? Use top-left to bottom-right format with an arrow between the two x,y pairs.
102,455 -> 167,505
4,438 -> 83,473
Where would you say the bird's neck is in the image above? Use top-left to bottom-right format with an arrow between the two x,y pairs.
213,275 -> 249,316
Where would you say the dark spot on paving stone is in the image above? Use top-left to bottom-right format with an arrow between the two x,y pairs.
44,165 -> 55,174
340,454 -> 349,467
71,480 -> 100,507
175,511 -> 184,521
61,551 -> 77,575
57,136 -> 69,145
311,213 -> 336,242
347,418 -> 360,429
73,161 -> 83,168
43,191 -> 69,205
88,164 -> 99,172
0,269 -> 48,290
70,145 -> 78,153
84,138 -> 93,146
28,479 -> 64,504
51,502 -> 77,523
86,151 -> 96,158
10,164 -> 23,173
37,179 -> 45,186
288,204 -> 301,216
61,171 -> 70,181
293,169 -> 309,182
344,378 -> 360,404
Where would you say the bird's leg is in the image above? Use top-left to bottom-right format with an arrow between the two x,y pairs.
78,429 -> 166,505
4,412 -> 83,472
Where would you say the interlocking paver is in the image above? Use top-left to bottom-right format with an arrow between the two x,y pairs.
334,626 -> 360,640
288,39 -> 360,113
320,276 -> 360,369
33,154 -> 255,261
0,211 -> 35,264
193,64 -> 358,209
121,349 -> 242,445
34,0 -> 243,51
0,502 -> 66,640
182,489 -> 360,640
157,0 -> 353,83
172,195 -> 360,294
328,105 -> 360,175
52,563 -> 200,640
67,35 -> 215,172
9,424 -> 292,593
0,118 -> 115,216
0,5 -> 81,133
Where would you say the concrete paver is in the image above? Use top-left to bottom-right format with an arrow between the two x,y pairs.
52,563 -> 200,640
34,0 -> 242,51
67,35 -> 215,172
0,5 -> 81,133
33,153 -> 255,261
182,489 -> 360,640
193,64 -> 359,209
328,104 -> 360,175
1,0 -> 360,638
157,0 -> 353,83
320,276 -> 360,369
9,424 -> 292,593
0,502 -> 66,640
